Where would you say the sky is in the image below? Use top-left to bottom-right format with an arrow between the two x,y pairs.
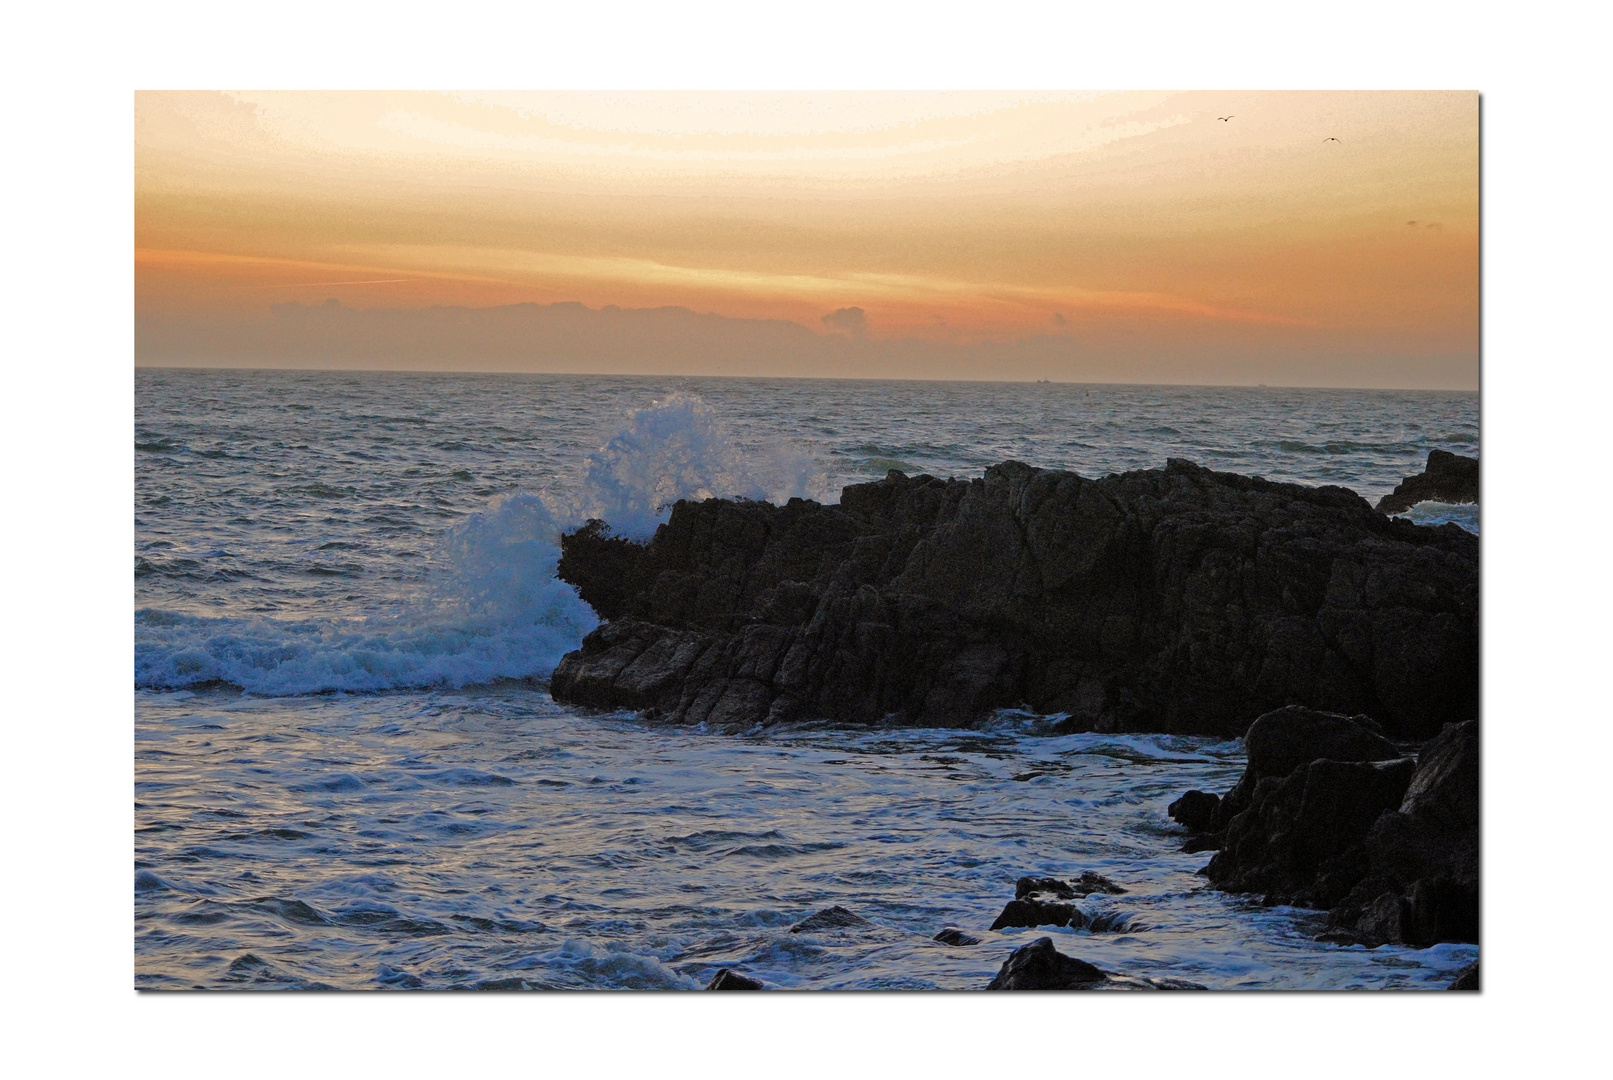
135,90 -> 1478,388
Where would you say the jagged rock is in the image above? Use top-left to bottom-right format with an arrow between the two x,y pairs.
553,460 -> 1478,739
1448,962 -> 1479,991
1068,871 -> 1127,896
1168,790 -> 1220,832
789,905 -> 870,933
986,937 -> 1206,990
706,969 -> 764,990
1330,719 -> 1480,946
1377,450 -> 1479,515
933,927 -> 980,946
1204,757 -> 1417,903
1213,706 -> 1404,828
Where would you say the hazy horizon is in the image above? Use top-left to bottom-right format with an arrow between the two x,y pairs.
136,91 -> 1479,389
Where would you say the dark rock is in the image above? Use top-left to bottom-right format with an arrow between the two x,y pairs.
933,927 -> 980,946
1013,873 -> 1125,900
1354,891 -> 1409,946
1204,756 -> 1417,903
1213,706 -> 1404,827
1182,832 -> 1224,854
986,937 -> 1105,989
1068,871 -> 1127,896
789,905 -> 871,933
553,460 -> 1478,739
1168,790 -> 1220,832
990,898 -> 1085,931
1333,719 -> 1480,946
1448,962 -> 1479,991
707,968 -> 764,990
1376,450 -> 1479,515
986,937 -> 1205,990
1015,875 -> 1077,899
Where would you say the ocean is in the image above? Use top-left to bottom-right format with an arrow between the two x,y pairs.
134,368 -> 1479,989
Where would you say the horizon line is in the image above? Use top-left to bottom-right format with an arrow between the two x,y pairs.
132,362 -> 1481,394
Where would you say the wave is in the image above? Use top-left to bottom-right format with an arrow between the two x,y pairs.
135,392 -> 826,694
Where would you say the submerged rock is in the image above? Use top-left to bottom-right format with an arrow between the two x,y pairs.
553,460 -> 1478,739
1014,872 -> 1125,899
1376,450 -> 1479,515
707,969 -> 764,990
789,905 -> 871,933
986,937 -> 1206,991
932,927 -> 980,947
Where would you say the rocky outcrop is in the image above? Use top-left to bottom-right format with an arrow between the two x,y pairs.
986,938 -> 1206,990
553,460 -> 1478,739
1177,709 -> 1479,948
1377,450 -> 1479,515
1324,719 -> 1480,947
1211,705 -> 1404,829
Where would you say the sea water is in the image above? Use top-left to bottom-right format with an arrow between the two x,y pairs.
134,369 -> 1479,989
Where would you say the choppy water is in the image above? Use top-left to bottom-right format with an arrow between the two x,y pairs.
134,369 -> 1479,989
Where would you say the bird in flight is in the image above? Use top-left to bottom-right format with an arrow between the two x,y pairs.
1217,115 -> 1234,121
1323,137 -> 1341,143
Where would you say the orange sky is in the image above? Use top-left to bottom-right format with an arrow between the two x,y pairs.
134,90 -> 1478,387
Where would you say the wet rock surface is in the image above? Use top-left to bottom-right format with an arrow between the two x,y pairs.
707,968 -> 764,990
986,937 -> 1206,991
790,905 -> 871,934
1178,709 -> 1479,950
1376,450 -> 1479,515
932,927 -> 980,947
553,459 -> 1478,739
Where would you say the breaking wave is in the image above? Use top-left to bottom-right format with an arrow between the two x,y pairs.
135,392 -> 822,694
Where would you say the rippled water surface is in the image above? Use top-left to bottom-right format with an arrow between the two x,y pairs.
134,369 -> 1479,989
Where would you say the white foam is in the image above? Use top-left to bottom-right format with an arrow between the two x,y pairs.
571,391 -> 828,540
135,392 -> 827,693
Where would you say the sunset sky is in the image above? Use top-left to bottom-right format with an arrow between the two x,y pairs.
135,90 -> 1478,387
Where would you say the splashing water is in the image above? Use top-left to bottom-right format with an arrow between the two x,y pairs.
135,390 -> 825,694
572,391 -> 830,540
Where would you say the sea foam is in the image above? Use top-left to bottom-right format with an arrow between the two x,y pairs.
135,393 -> 815,694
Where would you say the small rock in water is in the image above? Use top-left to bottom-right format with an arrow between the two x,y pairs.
1069,871 -> 1126,896
989,898 -> 1086,931
933,927 -> 980,946
707,969 -> 764,990
988,938 -> 1207,990
790,905 -> 871,933
1015,875 -> 1077,899
987,937 -> 1105,990
1168,790 -> 1220,832
1448,962 -> 1479,991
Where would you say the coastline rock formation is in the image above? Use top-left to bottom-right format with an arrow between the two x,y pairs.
553,459 -> 1478,738
1376,450 -> 1479,515
1172,707 -> 1479,948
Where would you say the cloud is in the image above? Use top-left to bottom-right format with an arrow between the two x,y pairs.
821,306 -> 869,337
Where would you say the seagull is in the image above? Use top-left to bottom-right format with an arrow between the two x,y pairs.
1323,137 -> 1341,143
1217,115 -> 1234,121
